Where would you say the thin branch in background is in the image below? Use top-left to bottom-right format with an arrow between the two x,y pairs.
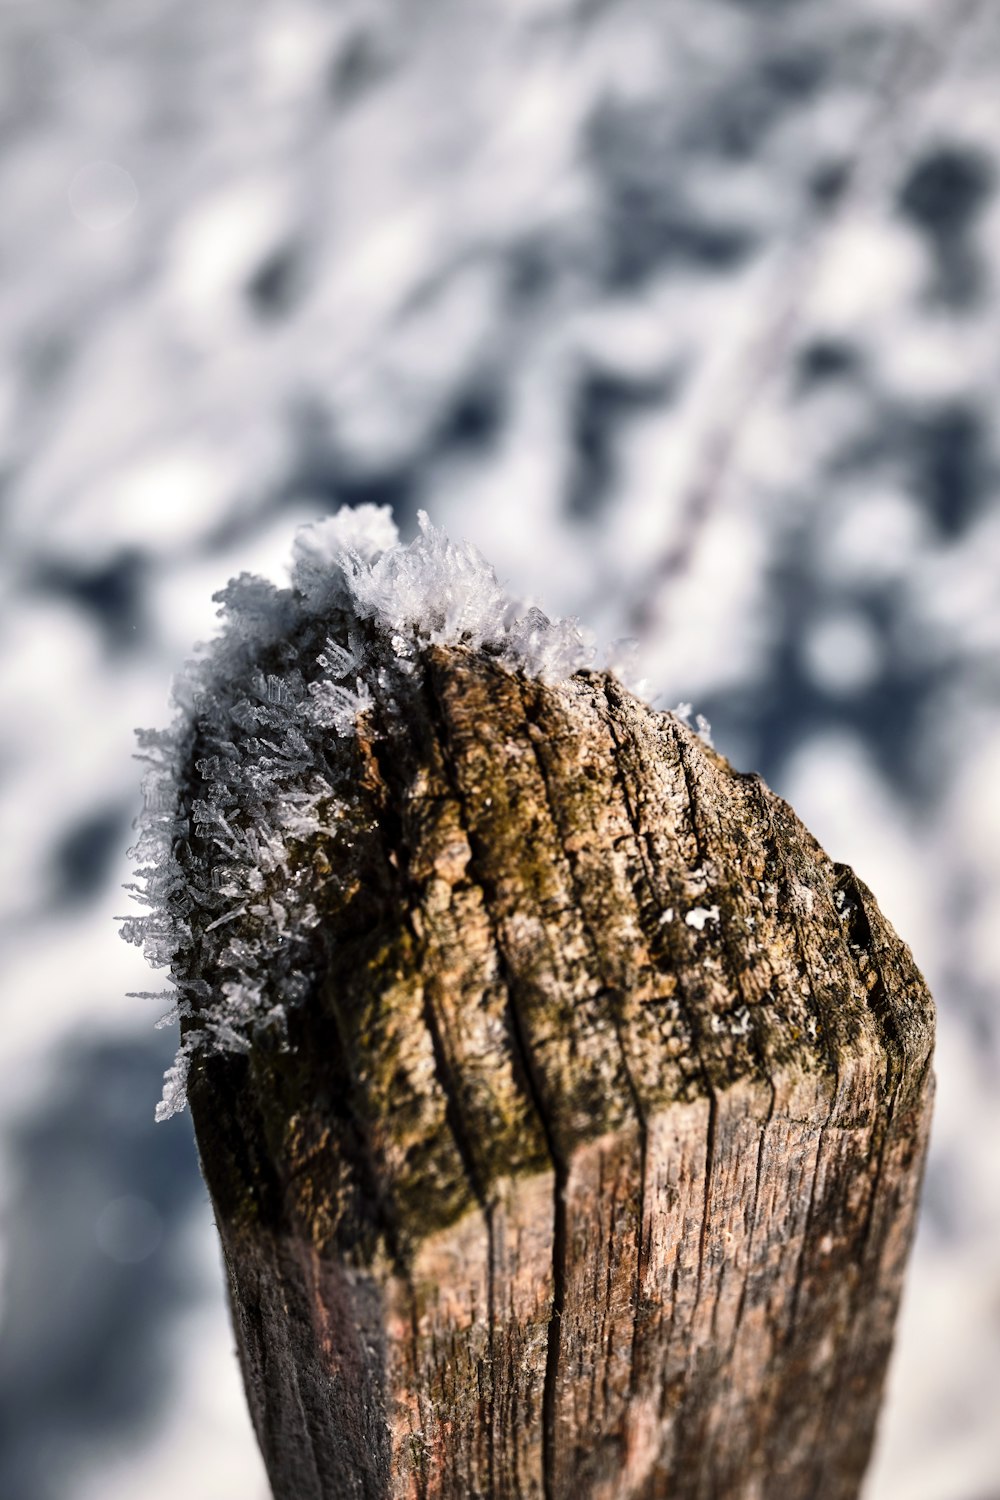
628,0 -> 985,637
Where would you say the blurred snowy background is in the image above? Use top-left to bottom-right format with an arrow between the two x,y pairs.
1,0 -> 999,1496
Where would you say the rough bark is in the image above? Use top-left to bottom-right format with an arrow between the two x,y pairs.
184,645 -> 934,1500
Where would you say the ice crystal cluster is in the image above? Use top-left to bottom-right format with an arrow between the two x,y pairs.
122,508 -> 594,1119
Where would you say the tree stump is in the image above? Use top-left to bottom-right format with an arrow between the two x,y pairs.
180,644 -> 934,1500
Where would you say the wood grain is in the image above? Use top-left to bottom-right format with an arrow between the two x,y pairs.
183,645 -> 934,1500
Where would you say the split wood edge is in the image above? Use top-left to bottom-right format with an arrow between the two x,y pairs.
184,645 -> 935,1500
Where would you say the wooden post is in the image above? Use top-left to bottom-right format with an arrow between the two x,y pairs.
182,644 -> 934,1500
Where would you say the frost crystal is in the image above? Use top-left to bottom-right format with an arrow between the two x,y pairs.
123,508 -> 596,1118
673,701 -> 714,747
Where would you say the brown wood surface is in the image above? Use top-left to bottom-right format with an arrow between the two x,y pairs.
183,645 -> 934,1500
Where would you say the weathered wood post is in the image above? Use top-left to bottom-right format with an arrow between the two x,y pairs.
129,512 -> 934,1500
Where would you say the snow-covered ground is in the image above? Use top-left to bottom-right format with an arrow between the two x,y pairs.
1,1 -> 998,1496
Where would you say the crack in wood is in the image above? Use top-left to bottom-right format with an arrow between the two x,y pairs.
184,647 -> 934,1500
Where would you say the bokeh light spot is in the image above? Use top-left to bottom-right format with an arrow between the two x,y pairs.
95,1195 -> 162,1264
68,162 -> 138,231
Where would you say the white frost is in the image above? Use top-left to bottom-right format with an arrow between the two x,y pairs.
685,904 -> 720,931
124,507 -> 597,1118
